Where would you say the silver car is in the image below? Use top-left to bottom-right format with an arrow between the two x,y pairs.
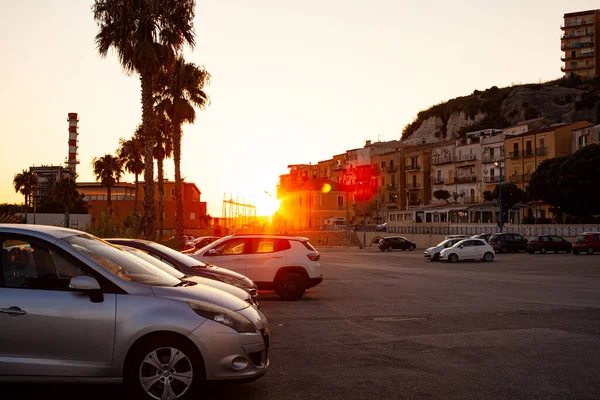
0,225 -> 270,400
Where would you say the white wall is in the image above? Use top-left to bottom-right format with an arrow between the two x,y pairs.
16,213 -> 91,230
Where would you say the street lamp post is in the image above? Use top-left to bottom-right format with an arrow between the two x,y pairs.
494,160 -> 503,233
359,182 -> 366,248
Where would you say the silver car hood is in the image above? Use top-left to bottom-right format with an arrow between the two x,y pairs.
237,305 -> 269,331
152,283 -> 250,312
184,276 -> 250,302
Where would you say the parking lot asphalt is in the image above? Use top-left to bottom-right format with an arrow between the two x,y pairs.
4,248 -> 600,400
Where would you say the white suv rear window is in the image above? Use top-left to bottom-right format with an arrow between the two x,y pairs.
300,241 -> 317,251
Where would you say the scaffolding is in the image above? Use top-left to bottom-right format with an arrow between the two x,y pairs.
222,193 -> 257,231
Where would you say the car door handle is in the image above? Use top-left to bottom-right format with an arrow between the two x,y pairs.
270,256 -> 283,259
0,307 -> 27,317
234,257 -> 244,261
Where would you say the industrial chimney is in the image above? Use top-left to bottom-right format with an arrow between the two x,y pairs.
66,113 -> 80,179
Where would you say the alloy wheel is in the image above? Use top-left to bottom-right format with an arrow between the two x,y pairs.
139,347 -> 194,400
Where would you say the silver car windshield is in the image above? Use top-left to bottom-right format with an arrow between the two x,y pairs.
121,247 -> 186,280
436,239 -> 451,247
146,242 -> 207,268
63,235 -> 181,287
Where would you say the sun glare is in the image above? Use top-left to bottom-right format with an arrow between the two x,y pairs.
257,194 -> 281,217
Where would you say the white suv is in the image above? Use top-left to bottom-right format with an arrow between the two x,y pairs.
189,234 -> 323,300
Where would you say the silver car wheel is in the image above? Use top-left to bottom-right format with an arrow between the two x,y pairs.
139,347 -> 194,400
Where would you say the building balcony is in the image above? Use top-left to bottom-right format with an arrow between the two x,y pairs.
536,147 -> 548,156
407,183 -> 422,190
386,165 -> 398,172
561,20 -> 594,30
386,184 -> 397,191
432,178 -> 445,185
522,150 -> 534,158
562,32 -> 594,40
562,63 -> 595,72
408,199 -> 423,206
455,175 -> 477,184
432,156 -> 454,165
332,164 -> 346,171
483,176 -> 502,183
482,154 -> 503,163
405,164 -> 421,171
562,41 -> 595,51
456,153 -> 476,162
509,151 -> 521,159
561,52 -> 595,61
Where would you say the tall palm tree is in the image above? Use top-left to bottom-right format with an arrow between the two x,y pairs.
93,0 -> 196,241
154,114 -> 173,239
52,177 -> 82,228
13,170 -> 38,223
92,154 -> 123,212
156,57 -> 210,247
118,131 -> 145,214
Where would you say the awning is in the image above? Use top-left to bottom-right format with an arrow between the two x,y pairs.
484,184 -> 496,193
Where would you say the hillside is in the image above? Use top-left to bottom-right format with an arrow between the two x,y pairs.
400,76 -> 600,145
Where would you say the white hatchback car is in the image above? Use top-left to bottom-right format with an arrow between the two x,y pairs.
439,238 -> 495,263
189,235 -> 323,300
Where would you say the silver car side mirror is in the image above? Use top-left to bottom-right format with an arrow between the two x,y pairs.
69,275 -> 103,303
206,249 -> 217,256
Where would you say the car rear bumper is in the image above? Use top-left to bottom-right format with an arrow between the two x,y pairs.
307,275 -> 323,289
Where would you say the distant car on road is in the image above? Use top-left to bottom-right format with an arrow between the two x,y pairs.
439,238 -> 495,263
376,223 -> 388,232
378,236 -> 416,252
527,235 -> 572,254
424,238 -> 466,261
573,233 -> 600,255
488,233 -> 528,253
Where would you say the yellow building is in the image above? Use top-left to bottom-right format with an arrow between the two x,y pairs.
403,146 -> 432,208
561,9 -> 600,78
504,121 -> 592,190
276,165 -> 351,230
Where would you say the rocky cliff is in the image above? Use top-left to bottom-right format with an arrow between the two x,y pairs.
400,77 -> 600,145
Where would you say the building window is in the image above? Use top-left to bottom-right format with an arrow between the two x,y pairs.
171,188 -> 175,197
381,161 -> 385,170
190,213 -> 196,220
489,147 -> 495,159
539,138 -> 545,150
313,194 -> 321,207
513,142 -> 519,157
381,176 -> 385,186
337,195 -> 344,208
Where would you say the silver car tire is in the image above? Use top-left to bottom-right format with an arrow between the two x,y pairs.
483,252 -> 494,262
127,336 -> 204,400
448,253 -> 458,263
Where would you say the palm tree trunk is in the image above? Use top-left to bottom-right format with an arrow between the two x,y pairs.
24,194 -> 28,224
157,156 -> 165,239
173,123 -> 184,249
64,208 -> 70,229
141,73 -> 156,241
134,173 -> 139,214
107,185 -> 112,212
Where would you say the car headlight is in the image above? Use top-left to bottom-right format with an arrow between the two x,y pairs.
214,274 -> 252,290
187,301 -> 256,333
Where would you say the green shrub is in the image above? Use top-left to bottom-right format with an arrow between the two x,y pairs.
86,214 -> 143,239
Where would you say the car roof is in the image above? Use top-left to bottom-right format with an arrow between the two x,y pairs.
0,224 -> 85,241
230,234 -> 309,240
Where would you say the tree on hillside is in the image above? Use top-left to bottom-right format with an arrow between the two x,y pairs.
13,169 -> 38,223
155,56 -> 210,248
433,189 -> 451,203
92,154 -> 123,212
528,144 -> 600,220
93,0 -> 196,241
118,132 -> 145,214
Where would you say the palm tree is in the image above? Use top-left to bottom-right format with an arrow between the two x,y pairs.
156,57 -> 210,247
154,114 -> 173,239
92,154 -> 123,212
52,178 -> 82,228
13,170 -> 38,223
118,131 -> 145,214
93,0 -> 196,241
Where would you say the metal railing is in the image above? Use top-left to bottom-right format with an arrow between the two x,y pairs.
455,176 -> 477,184
483,176 -> 501,183
386,184 -> 397,191
405,164 -> 421,171
509,151 -> 521,159
535,147 -> 548,156
432,178 -> 445,185
456,154 -> 476,162
432,156 -> 454,165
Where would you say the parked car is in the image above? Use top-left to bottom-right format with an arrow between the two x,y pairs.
118,244 -> 259,308
189,234 -> 323,301
444,234 -> 471,240
378,236 -> 416,252
527,235 -> 572,254
439,238 -> 495,263
375,223 -> 388,232
572,232 -> 600,255
105,238 -> 259,304
423,238 -> 466,261
472,233 -> 493,242
488,233 -> 528,253
182,235 -> 220,254
0,224 -> 270,398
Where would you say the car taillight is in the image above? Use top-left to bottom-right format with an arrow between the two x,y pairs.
307,253 -> 320,261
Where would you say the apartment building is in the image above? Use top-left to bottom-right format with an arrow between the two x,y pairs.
572,123 -> 600,152
403,146 -> 431,208
504,121 -> 593,189
430,141 -> 456,204
480,133 -> 505,192
561,9 -> 600,78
